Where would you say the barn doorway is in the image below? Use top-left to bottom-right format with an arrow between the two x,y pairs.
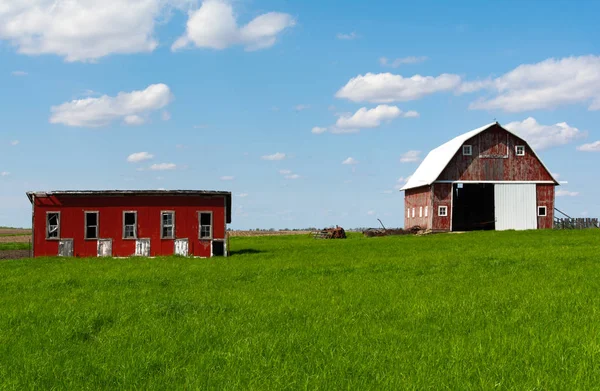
452,183 -> 495,231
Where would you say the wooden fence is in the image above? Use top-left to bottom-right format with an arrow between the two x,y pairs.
554,218 -> 598,229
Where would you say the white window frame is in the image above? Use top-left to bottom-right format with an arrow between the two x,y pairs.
198,211 -> 213,240
419,207 -> 423,218
538,206 -> 547,217
515,145 -> 525,156
84,211 -> 99,240
425,206 -> 428,217
123,211 -> 138,240
407,208 -> 410,219
46,211 -> 61,240
438,206 -> 448,217
411,208 -> 415,218
462,145 -> 472,156
160,211 -> 175,239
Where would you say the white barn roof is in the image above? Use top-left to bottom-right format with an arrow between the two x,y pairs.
400,122 -> 559,191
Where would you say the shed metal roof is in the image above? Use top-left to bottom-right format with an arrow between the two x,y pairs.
400,122 -> 559,191
26,190 -> 233,223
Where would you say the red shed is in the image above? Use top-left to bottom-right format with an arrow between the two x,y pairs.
401,122 -> 559,232
26,190 -> 232,258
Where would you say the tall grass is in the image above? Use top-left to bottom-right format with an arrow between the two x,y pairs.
1,230 -> 599,389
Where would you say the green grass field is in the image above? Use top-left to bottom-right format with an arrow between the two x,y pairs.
0,242 -> 29,251
1,230 -> 600,389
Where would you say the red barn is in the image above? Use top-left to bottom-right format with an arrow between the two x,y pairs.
26,190 -> 231,258
401,122 -> 559,232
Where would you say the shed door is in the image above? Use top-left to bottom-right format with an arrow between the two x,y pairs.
98,239 -> 112,257
135,239 -> 151,257
494,184 -> 537,230
58,239 -> 73,257
175,239 -> 188,256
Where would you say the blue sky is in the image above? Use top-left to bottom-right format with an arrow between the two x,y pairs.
1,0 -> 599,229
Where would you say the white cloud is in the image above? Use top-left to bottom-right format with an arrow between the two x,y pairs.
577,141 -> 600,152
379,56 -> 427,68
10,140 -> 19,146
220,176 -> 234,181
11,70 -> 27,76
336,72 -> 461,103
556,189 -> 579,197
311,126 -> 328,134
462,55 -> 600,112
279,169 -> 292,175
399,150 -> 421,163
261,152 -> 286,161
333,105 -> 417,133
504,117 -> 584,150
172,0 -> 295,52
367,210 -> 376,216
394,176 -> 411,190
161,111 -> 171,121
124,115 -> 145,126
50,84 -> 173,127
237,193 -> 248,198
0,0 -> 180,62
294,104 -> 310,111
149,163 -> 177,171
337,32 -> 358,40
342,157 -> 358,165
127,152 -> 154,163
0,172 -> 10,177
285,174 -> 300,180
403,110 -> 420,118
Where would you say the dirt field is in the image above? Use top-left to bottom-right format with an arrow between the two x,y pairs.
0,250 -> 30,260
0,228 -> 31,235
0,235 -> 31,243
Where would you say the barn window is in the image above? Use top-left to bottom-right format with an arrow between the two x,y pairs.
123,211 -> 137,239
46,212 -> 60,239
419,207 -> 423,217
84,212 -> 98,239
438,206 -> 448,217
538,206 -> 547,217
516,145 -> 525,156
161,211 -> 175,239
462,145 -> 472,156
425,206 -> 428,217
412,208 -> 415,218
199,212 -> 213,239
407,208 -> 410,219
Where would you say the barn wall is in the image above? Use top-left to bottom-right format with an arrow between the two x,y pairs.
404,186 -> 432,229
438,125 -> 554,182
536,185 -> 555,229
432,183 -> 452,232
32,195 -> 227,258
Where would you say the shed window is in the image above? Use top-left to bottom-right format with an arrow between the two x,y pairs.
462,145 -> 472,156
407,208 -> 410,219
199,212 -> 212,239
438,206 -> 448,217
412,208 -> 415,218
123,212 -> 137,239
419,207 -> 423,218
516,145 -> 525,156
85,212 -> 98,239
161,211 -> 175,239
425,206 -> 428,217
46,212 -> 60,239
538,206 -> 547,217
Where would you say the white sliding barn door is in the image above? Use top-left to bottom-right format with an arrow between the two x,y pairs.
494,184 -> 537,230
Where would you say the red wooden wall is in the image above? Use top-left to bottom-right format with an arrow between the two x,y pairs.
536,184 -> 555,229
432,183 -> 453,231
438,124 -> 555,182
32,195 -> 227,258
404,186 -> 432,229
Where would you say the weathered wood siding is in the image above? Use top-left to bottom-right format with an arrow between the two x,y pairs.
536,184 -> 555,229
432,183 -> 453,231
438,124 -> 554,182
404,186 -> 432,229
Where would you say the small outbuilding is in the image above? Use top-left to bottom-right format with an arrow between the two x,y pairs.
401,122 -> 558,232
26,190 -> 231,258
